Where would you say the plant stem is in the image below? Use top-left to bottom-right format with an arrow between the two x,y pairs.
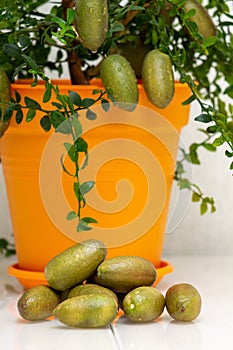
62,0 -> 88,85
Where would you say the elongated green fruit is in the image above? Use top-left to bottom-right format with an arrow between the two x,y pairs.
17,285 -> 61,321
75,0 -> 108,52
183,0 -> 216,39
92,255 -> 157,293
53,294 -> 118,328
142,49 -> 174,109
0,70 -> 11,138
68,283 -> 119,308
44,239 -> 107,291
100,54 -> 139,111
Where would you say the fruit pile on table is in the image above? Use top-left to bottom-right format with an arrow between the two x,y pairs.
17,239 -> 202,327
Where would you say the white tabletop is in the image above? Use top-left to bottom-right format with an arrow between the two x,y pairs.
1,255 -> 232,350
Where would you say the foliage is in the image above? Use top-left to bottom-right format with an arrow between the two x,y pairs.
0,238 -> 16,257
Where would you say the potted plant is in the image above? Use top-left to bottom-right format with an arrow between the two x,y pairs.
0,0 -> 232,287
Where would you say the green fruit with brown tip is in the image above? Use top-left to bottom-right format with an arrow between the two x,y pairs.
75,0 -> 108,52
68,283 -> 119,308
165,283 -> 202,322
92,255 -> 157,293
44,239 -> 107,291
122,286 -> 165,322
183,0 -> 216,39
142,49 -> 174,109
53,294 -> 118,328
0,70 -> 11,138
100,54 -> 139,111
17,285 -> 61,321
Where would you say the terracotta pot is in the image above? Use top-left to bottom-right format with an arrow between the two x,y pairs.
0,79 -> 191,288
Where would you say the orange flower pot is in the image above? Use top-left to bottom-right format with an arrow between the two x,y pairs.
0,80 -> 191,288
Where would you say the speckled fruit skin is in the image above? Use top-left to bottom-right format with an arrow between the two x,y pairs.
92,255 -> 157,293
122,286 -> 165,322
75,0 -> 108,51
68,283 -> 119,308
53,294 -> 118,328
17,285 -> 61,321
142,49 -> 174,109
44,239 -> 107,291
183,0 -> 216,39
165,283 -> 202,322
100,54 -> 139,111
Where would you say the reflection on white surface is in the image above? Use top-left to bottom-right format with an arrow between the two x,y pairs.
15,321 -> 119,350
113,315 -> 166,350
56,327 -> 119,350
165,320 -> 202,350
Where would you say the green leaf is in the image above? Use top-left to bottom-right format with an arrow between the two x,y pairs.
211,204 -> 216,213
86,109 -> 97,120
66,211 -> 77,221
52,16 -> 66,28
64,142 -> 76,162
194,114 -> 212,123
71,116 -> 82,139
206,125 -> 217,133
225,150 -> 233,158
230,161 -> 233,170
51,110 -> 66,129
77,220 -> 92,232
101,99 -> 110,112
3,107 -> 13,122
56,118 -> 73,134
21,54 -> 39,70
75,137 -> 88,153
68,91 -> 81,106
200,201 -> 208,215
192,192 -> 200,202
15,109 -> 23,124
189,144 -> 201,164
203,36 -> 218,48
184,9 -> 196,19
14,91 -> 21,103
80,98 -> 95,108
111,22 -> 125,33
26,109 -> 36,122
212,135 -> 224,147
40,115 -> 51,132
60,154 -> 74,176
203,143 -> 216,152
24,96 -> 41,110
178,178 -> 191,190
67,8 -> 75,25
182,94 -> 196,105
81,217 -> 98,224
81,153 -> 89,170
18,34 -> 31,48
73,182 -> 80,201
92,89 -> 102,95
43,84 -> 52,103
3,43 -> 21,58
51,102 -> 63,109
80,181 -> 95,195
